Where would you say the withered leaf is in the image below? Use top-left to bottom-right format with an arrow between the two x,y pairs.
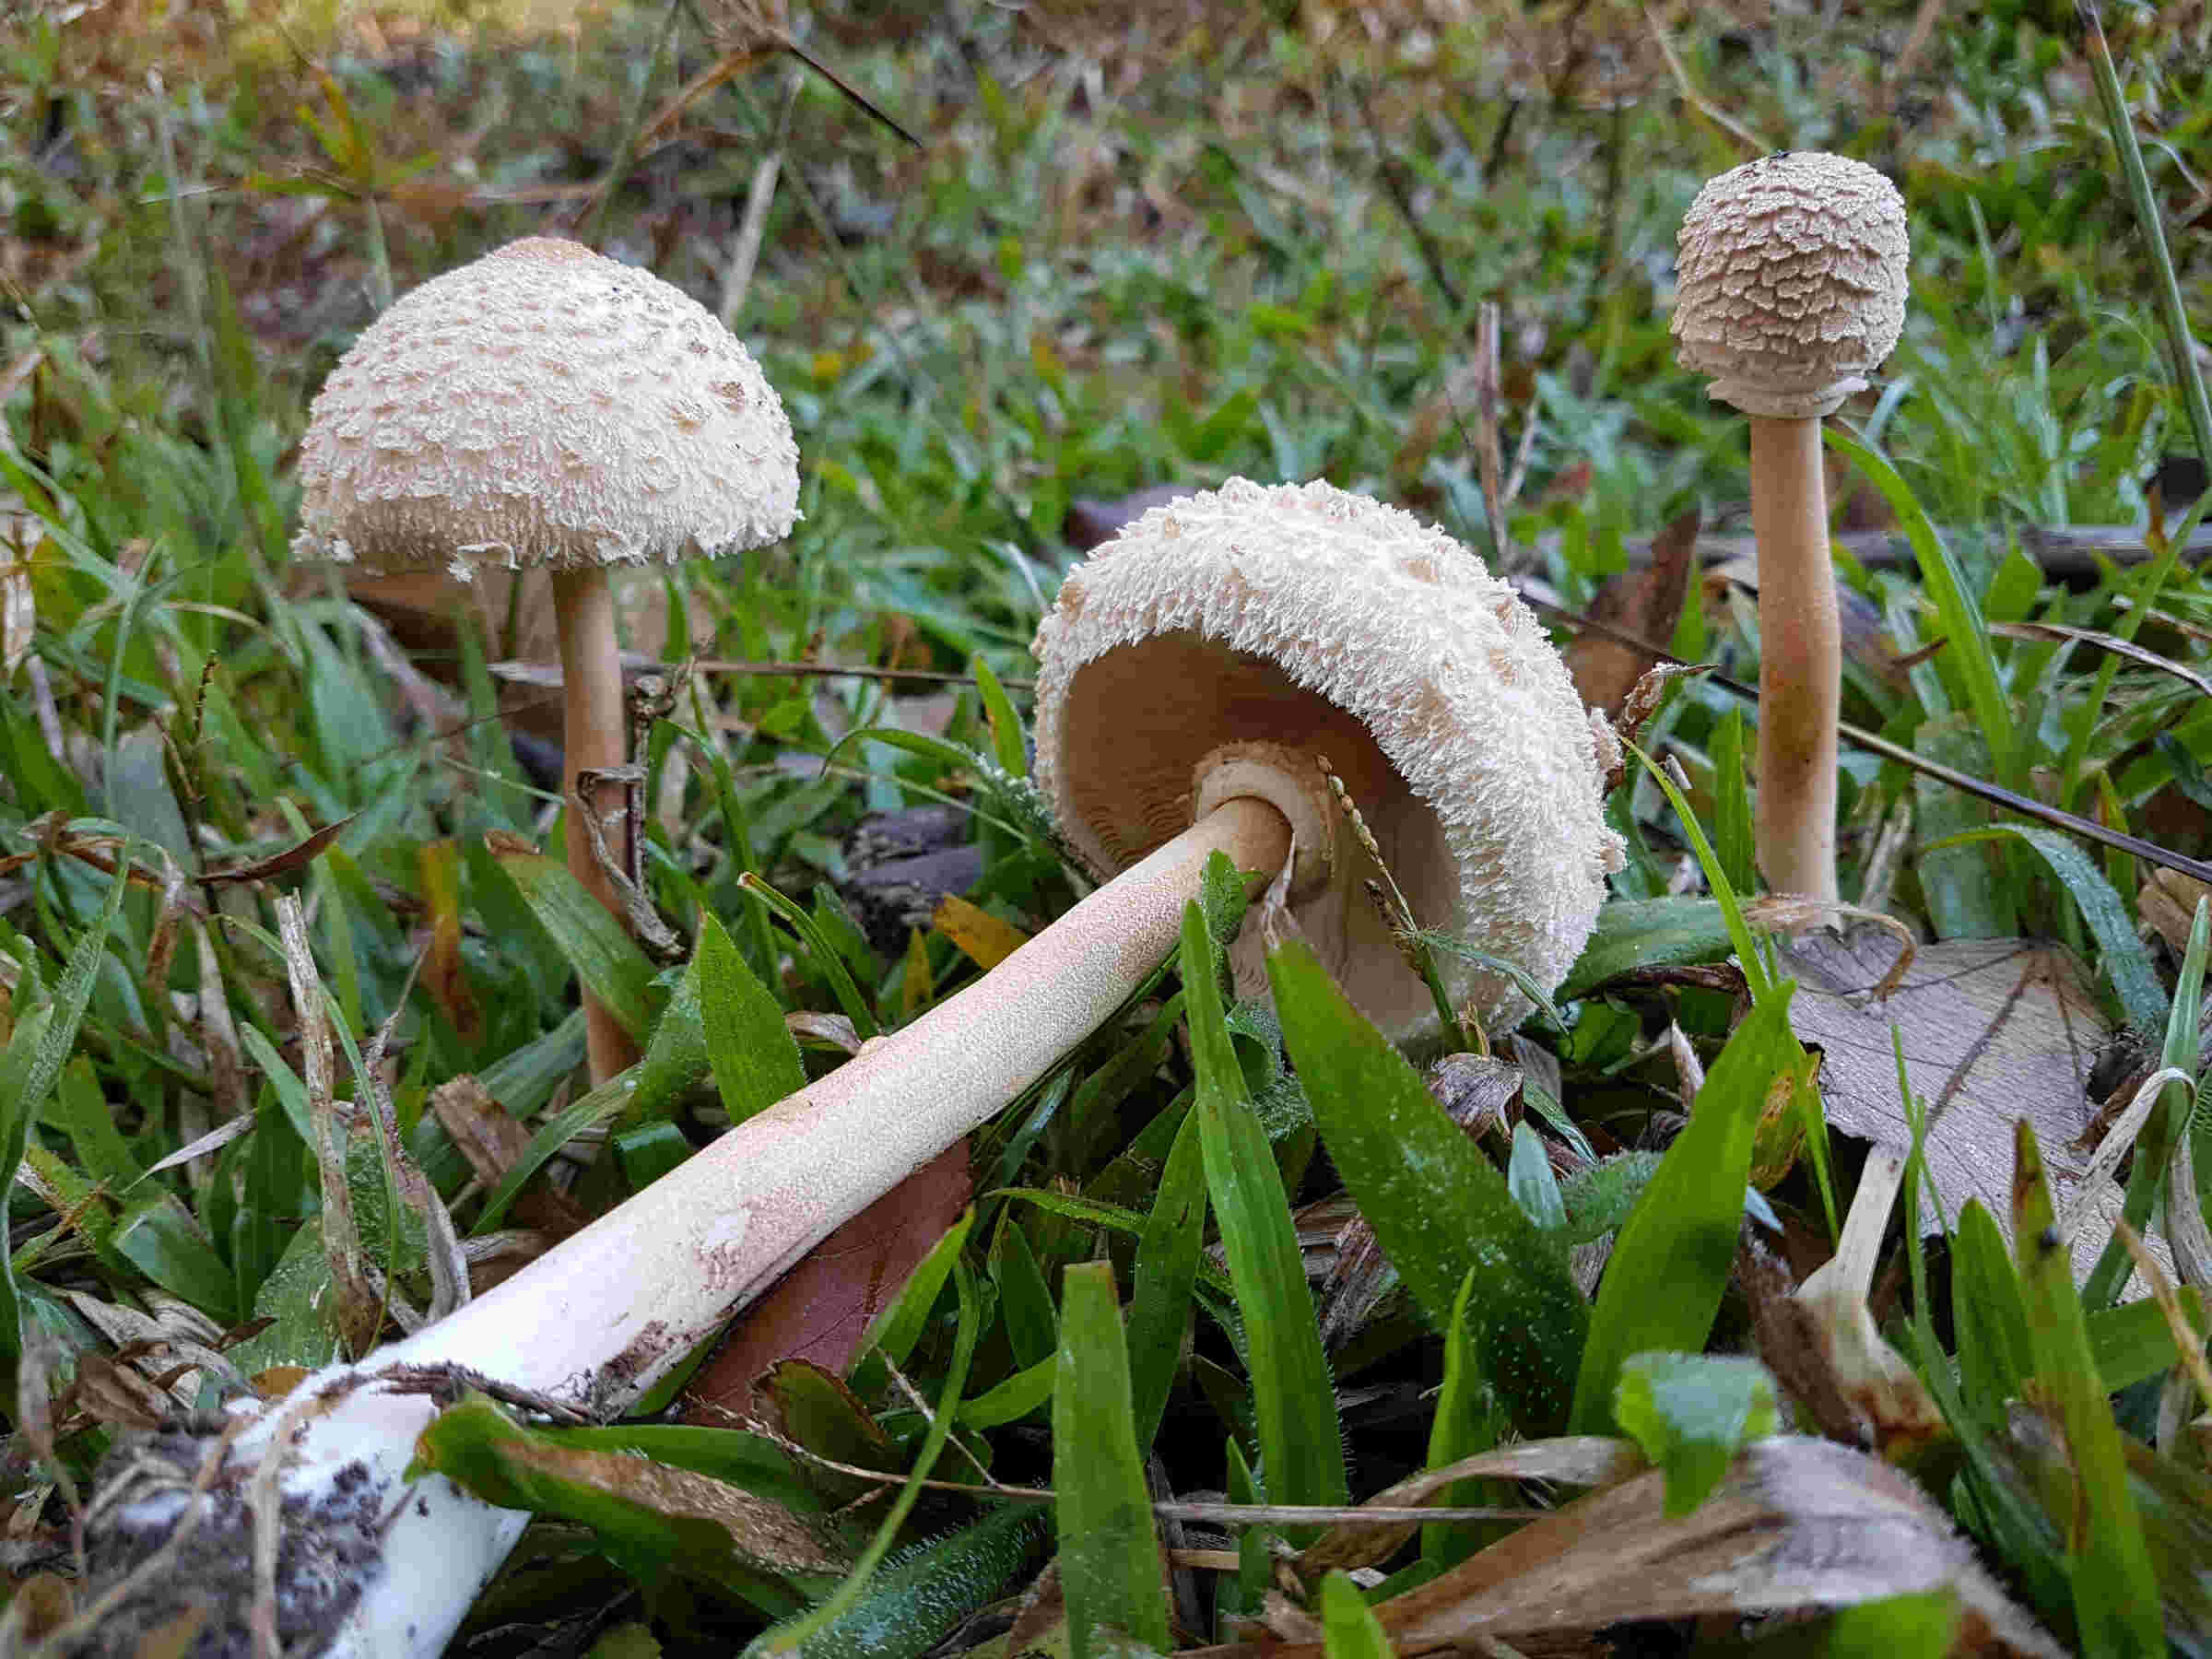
1780,926 -> 2167,1288
683,1143 -> 971,1412
1251,1438 -> 2065,1658
201,815 -> 356,887
1562,507 -> 1700,717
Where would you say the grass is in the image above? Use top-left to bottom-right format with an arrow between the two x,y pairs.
4,0 -> 2211,1653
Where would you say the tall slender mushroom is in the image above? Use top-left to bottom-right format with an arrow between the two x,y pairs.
1672,152 -> 1908,904
83,479 -> 1620,1657
293,236 -> 800,1085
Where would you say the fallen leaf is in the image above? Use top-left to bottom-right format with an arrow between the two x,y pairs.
1780,926 -> 2171,1290
1234,1438 -> 2065,1658
1562,508 -> 1700,715
931,894 -> 1030,971
681,1142 -> 971,1414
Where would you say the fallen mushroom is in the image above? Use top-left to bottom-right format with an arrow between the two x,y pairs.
1672,151 -> 1908,903
78,479 -> 1619,1656
293,236 -> 801,1085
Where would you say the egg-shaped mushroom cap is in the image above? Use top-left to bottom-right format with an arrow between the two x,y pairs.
1672,152 -> 1908,420
291,238 -> 799,578
1032,477 -> 1625,1040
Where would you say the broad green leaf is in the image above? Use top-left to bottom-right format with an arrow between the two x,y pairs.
1613,1352 -> 1779,1517
2084,1288 -> 2208,1393
988,1214 -> 1058,1371
1816,1591 -> 1960,1658
959,1355 -> 1057,1429
695,912 -> 804,1126
1054,1261 -> 1171,1659
2010,1121 -> 2163,1657
1507,1120 -> 1566,1232
112,1194 -> 239,1324
1269,937 -> 1586,1436
1187,903 -> 1347,1517
413,1394 -> 846,1612
1422,1267 -> 1509,1571
1318,1571 -> 1392,1658
1951,1199 -> 2033,1418
1126,1105 -> 1207,1453
1571,990 -> 1801,1433
972,654 -> 1028,778
490,842 -> 662,1041
855,1208 -> 973,1376
1711,709 -> 1756,898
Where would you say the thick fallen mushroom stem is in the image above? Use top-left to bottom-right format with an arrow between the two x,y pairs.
83,480 -> 1620,1656
1672,153 -> 1908,904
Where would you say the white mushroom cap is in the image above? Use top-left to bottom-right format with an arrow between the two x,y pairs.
1032,477 -> 1625,1039
292,238 -> 800,578
1672,152 -> 1909,420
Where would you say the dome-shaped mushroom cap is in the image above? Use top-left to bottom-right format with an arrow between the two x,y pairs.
291,238 -> 800,577
1032,477 -> 1625,1039
1672,152 -> 1908,419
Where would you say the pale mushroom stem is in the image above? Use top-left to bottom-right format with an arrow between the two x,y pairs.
1747,415 -> 1841,906
195,795 -> 1293,1659
552,564 -> 643,1084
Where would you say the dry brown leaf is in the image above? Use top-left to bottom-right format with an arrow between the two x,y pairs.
931,894 -> 1030,971
1217,1439 -> 2065,1658
1779,925 -> 2168,1288
1295,1438 -> 1643,1574
681,1142 -> 971,1416
1562,508 -> 1700,716
2139,868 -> 2210,958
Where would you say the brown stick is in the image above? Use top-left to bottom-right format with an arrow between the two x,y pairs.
552,566 -> 642,1085
1747,416 -> 1841,904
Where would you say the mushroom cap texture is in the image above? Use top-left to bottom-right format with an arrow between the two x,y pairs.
1032,477 -> 1624,1039
291,237 -> 799,577
1672,151 -> 1909,419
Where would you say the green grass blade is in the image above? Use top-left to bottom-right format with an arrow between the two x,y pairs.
759,1253 -> 986,1653
2010,1120 -> 2163,1656
2080,1 -> 2212,471
0,850 -> 130,1357
1186,903 -> 1347,1515
1570,989 -> 1802,1433
1930,824 -> 2164,1029
1319,1571 -> 1392,1658
1268,937 -> 1586,1436
1127,1105 -> 1207,1453
2085,891 -> 2207,1308
491,842 -> 663,1041
1826,429 -> 2015,786
694,912 -> 805,1126
1053,1259 -> 1173,1659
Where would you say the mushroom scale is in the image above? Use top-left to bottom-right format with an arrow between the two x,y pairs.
1033,477 -> 1624,1038
292,237 -> 801,577
1671,151 -> 1909,420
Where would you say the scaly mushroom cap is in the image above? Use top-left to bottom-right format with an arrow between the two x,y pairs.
1032,477 -> 1625,1038
292,238 -> 800,578
1672,152 -> 1908,419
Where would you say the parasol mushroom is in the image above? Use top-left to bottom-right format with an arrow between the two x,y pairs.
293,236 -> 800,1085
82,479 -> 1619,1656
1671,151 -> 1909,904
